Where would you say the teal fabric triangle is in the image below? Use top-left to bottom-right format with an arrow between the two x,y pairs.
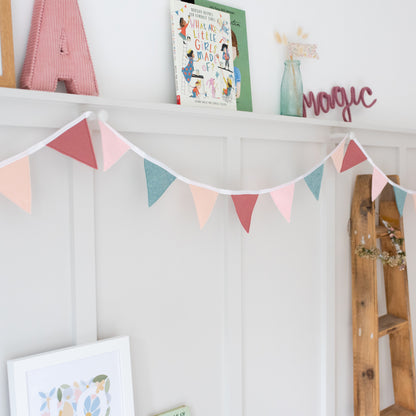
304,164 -> 324,200
393,185 -> 407,217
144,159 -> 176,207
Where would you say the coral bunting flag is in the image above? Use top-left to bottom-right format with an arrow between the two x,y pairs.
47,119 -> 97,169
270,182 -> 295,222
371,168 -> 388,201
304,164 -> 324,200
393,186 -> 407,217
231,194 -> 259,233
99,121 -> 131,171
0,157 -> 32,213
331,139 -> 346,173
340,140 -> 367,173
144,159 -> 176,207
189,185 -> 218,229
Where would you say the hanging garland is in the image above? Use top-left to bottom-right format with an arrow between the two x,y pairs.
0,111 -> 415,233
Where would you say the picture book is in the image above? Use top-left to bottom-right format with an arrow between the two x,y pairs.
170,0 -> 236,110
186,0 -> 253,112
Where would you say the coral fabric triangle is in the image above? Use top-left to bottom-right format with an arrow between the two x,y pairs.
99,121 -> 131,171
331,139 -> 346,173
270,182 -> 295,223
340,140 -> 367,172
0,157 -> 32,213
231,194 -> 259,233
189,185 -> 218,229
371,167 -> 388,201
47,119 -> 97,169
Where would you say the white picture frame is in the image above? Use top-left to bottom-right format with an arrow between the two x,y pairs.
7,337 -> 135,416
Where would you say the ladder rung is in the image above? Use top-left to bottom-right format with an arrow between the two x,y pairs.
376,225 -> 403,239
378,314 -> 408,338
380,404 -> 416,416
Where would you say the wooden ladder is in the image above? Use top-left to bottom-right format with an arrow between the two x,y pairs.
351,174 -> 416,416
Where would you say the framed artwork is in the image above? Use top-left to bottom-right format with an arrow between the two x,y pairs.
7,337 -> 135,416
0,0 -> 15,87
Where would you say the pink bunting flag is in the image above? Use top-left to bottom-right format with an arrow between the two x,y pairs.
331,139 -> 346,173
372,167 -> 388,201
231,194 -> 259,233
189,185 -> 218,229
99,121 -> 131,171
47,119 -> 97,169
340,140 -> 367,173
0,157 -> 31,213
413,194 -> 416,212
270,183 -> 295,222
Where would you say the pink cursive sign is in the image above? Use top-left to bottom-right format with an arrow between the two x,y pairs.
303,86 -> 377,122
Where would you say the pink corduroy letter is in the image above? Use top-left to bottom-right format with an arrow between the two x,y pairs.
20,0 -> 99,95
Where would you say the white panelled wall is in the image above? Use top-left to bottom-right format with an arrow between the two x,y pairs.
1,1 -> 416,416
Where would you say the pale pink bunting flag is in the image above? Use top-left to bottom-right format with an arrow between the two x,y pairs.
99,121 -> 131,171
331,139 -> 346,173
372,167 -> 388,201
190,185 -> 218,229
413,194 -> 416,212
0,157 -> 32,213
270,183 -> 295,222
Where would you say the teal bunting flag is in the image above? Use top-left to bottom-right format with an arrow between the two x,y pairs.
393,185 -> 407,217
304,164 -> 324,200
144,159 -> 176,207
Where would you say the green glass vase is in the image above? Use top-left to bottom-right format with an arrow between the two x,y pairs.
280,60 -> 303,117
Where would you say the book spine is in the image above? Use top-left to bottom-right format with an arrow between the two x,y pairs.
170,0 -> 181,105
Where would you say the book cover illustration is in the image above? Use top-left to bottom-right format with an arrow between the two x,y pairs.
170,0 -> 236,110
188,0 -> 253,112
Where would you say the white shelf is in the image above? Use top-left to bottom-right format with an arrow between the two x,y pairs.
0,87 -> 415,136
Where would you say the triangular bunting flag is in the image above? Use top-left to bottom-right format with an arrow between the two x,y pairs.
270,182 -> 295,222
393,185 -> 407,217
304,164 -> 324,200
189,185 -> 218,229
99,121 -> 131,171
47,119 -> 97,169
340,140 -> 367,172
331,139 -> 346,173
231,194 -> 258,233
0,157 -> 32,213
413,194 -> 416,212
371,168 -> 388,201
144,159 -> 176,207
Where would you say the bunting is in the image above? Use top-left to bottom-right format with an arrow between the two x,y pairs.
393,186 -> 407,217
270,183 -> 295,222
231,194 -> 258,233
304,165 -> 324,200
331,139 -> 345,173
340,140 -> 367,172
47,119 -> 97,169
144,159 -> 176,207
99,121 -> 131,171
189,185 -> 218,229
2,113 -> 416,234
371,168 -> 388,201
0,157 -> 31,213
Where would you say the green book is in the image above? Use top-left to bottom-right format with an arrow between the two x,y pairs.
154,405 -> 191,416
184,0 -> 253,111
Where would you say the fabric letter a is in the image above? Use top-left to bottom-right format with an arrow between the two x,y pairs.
20,0 -> 99,95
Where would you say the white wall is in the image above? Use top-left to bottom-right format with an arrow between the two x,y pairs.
1,1 -> 416,416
